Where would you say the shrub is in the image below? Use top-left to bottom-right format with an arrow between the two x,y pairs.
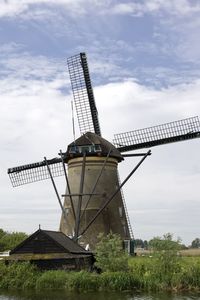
180,260 -> 200,289
0,262 -> 39,290
94,233 -> 129,272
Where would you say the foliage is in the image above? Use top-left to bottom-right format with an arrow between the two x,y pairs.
0,229 -> 6,251
129,256 -> 200,291
0,257 -> 200,292
36,270 -> 69,290
148,233 -> 182,251
134,239 -> 148,249
0,229 -> 5,240
100,271 -> 141,291
147,233 -> 182,288
0,262 -> 39,290
180,259 -> 200,289
191,238 -> 200,249
94,232 -> 129,272
65,271 -> 99,291
36,270 -> 99,291
0,231 -> 28,251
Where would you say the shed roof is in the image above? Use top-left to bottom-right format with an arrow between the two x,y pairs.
10,229 -> 91,255
43,230 -> 89,254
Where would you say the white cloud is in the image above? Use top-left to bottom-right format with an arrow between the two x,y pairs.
94,79 -> 200,138
111,0 -> 200,17
111,2 -> 143,16
0,1 -> 27,18
0,0 -> 109,18
1,0 -> 200,19
0,51 -> 70,163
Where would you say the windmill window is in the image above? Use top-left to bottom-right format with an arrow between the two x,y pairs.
94,145 -> 102,152
119,207 -> 123,218
79,146 -> 91,153
123,225 -> 127,235
69,144 -> 102,154
124,240 -> 130,253
69,145 -> 79,154
78,145 -> 102,154
65,208 -> 70,215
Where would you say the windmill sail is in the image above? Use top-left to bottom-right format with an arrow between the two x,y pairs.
8,158 -> 63,187
114,116 -> 200,153
67,52 -> 101,136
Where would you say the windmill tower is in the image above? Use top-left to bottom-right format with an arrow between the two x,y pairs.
8,52 -> 200,251
59,132 -> 132,249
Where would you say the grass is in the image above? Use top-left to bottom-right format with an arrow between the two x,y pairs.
0,255 -> 200,292
135,248 -> 200,257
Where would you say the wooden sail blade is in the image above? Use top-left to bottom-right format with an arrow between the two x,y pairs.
7,158 -> 63,187
114,116 -> 200,153
67,52 -> 101,136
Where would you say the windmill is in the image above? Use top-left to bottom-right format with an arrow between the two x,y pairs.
8,52 -> 200,251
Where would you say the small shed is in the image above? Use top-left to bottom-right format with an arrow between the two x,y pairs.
8,229 -> 93,270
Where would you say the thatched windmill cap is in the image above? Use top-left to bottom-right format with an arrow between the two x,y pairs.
66,132 -> 123,162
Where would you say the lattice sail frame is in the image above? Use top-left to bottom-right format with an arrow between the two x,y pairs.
8,158 -> 64,187
114,116 -> 200,152
67,52 -> 101,136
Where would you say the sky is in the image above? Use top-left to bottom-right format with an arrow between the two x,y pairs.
0,0 -> 200,246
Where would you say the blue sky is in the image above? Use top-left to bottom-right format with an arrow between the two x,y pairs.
0,0 -> 200,245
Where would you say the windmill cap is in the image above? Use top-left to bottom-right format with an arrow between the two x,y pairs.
66,132 -> 123,162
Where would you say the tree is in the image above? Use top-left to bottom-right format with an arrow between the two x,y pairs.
0,231 -> 28,251
191,238 -> 200,249
0,229 -> 6,251
0,229 -> 6,240
149,233 -> 182,251
143,240 -> 148,249
134,239 -> 148,249
134,239 -> 144,248
94,232 -> 129,272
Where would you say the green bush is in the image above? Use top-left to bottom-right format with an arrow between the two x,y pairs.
94,233 -> 129,272
0,262 -> 39,290
149,233 -> 182,252
180,260 -> 200,289
0,261 -> 7,282
0,229 -> 5,240
0,255 -> 199,292
142,233 -> 183,290
128,253 -> 200,291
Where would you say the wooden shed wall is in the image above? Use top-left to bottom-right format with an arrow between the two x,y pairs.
31,256 -> 93,271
